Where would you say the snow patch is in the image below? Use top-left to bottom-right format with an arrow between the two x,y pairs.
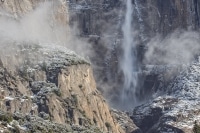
4,96 -> 14,100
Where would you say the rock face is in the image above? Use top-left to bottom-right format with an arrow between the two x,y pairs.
111,109 -> 142,133
136,0 -> 200,37
68,0 -> 123,85
0,43 -> 129,133
1,45 -> 128,133
67,0 -> 200,105
0,0 -> 69,24
131,61 -> 200,133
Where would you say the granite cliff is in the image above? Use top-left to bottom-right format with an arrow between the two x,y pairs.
67,0 -> 200,106
1,0 -> 200,133
0,42 -> 139,132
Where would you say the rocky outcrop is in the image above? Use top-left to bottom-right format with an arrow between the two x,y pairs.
0,109 -> 103,133
0,43 -> 131,133
111,109 -> 142,133
131,61 -> 200,133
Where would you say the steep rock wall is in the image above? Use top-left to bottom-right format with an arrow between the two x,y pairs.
135,0 -> 200,38
0,43 -> 130,133
67,0 -> 200,107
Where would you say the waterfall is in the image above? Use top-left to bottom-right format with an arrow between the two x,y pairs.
120,0 -> 138,109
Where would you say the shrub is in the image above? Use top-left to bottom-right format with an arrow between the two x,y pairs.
0,113 -> 13,123
78,84 -> 83,89
12,124 -> 20,133
72,94 -> 78,105
52,89 -> 61,97
105,122 -> 111,130
193,121 -> 200,133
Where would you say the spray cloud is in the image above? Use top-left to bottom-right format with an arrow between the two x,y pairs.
0,1 -> 92,61
145,31 -> 200,65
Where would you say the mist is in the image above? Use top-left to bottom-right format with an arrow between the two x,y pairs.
0,1 -> 92,59
144,31 -> 200,65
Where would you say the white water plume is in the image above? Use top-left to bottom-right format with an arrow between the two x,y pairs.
120,0 -> 138,109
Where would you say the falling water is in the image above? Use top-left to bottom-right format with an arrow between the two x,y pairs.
120,0 -> 138,109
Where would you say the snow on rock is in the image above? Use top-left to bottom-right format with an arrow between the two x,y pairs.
4,96 -> 14,101
132,61 -> 200,133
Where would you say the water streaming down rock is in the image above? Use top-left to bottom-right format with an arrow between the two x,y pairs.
120,0 -> 138,109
